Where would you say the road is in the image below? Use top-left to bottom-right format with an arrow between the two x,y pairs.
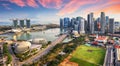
8,44 -> 20,66
104,44 -> 113,66
19,34 -> 67,66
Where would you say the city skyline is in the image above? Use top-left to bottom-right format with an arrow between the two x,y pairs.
0,0 -> 120,24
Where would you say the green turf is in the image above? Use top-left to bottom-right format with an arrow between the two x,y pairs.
70,45 -> 106,66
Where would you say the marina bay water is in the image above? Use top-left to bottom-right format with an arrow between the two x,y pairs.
0,28 -> 71,42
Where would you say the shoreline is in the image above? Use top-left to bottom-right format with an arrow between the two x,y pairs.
0,24 -> 60,35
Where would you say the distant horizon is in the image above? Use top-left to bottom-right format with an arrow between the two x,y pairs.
0,21 -> 60,26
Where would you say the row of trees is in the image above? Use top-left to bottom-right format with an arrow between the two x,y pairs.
3,43 -> 12,64
22,36 -> 85,66
47,36 -> 85,66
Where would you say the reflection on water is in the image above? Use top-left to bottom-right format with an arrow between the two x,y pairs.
0,28 -> 72,42
13,32 -> 31,41
0,28 -> 60,41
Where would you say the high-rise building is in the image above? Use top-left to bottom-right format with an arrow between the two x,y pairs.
94,20 -> 98,32
74,24 -> 79,31
26,19 -> 31,28
79,18 -> 85,34
71,18 -> 76,28
87,13 -> 94,34
114,22 -> 120,32
60,18 -> 64,32
13,19 -> 18,28
100,12 -> 106,34
106,16 -> 109,24
20,20 -> 24,28
109,18 -> 114,34
76,17 -> 81,21
105,16 -> 109,33
94,18 -> 101,32
84,20 -> 88,33
64,18 -> 69,28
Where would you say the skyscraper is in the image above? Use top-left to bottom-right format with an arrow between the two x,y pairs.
100,12 -> 106,34
64,17 -> 69,28
87,13 -> 94,34
20,20 -> 24,28
94,20 -> 98,32
79,18 -> 85,34
60,18 -> 64,33
84,20 -> 88,33
26,19 -> 31,28
76,17 -> 81,21
106,16 -> 109,24
71,18 -> 76,28
74,24 -> 79,31
109,18 -> 114,34
114,22 -> 120,33
105,16 -> 109,33
13,19 -> 18,29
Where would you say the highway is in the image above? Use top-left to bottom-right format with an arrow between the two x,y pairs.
104,44 -> 113,66
19,34 -> 67,66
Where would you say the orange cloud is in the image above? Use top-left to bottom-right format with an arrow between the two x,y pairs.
57,0 -> 99,16
109,0 -> 120,3
83,0 -> 120,14
9,0 -> 25,7
97,4 -> 120,14
26,0 -> 38,8
38,0 -> 63,9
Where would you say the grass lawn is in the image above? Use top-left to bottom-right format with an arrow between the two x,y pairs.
70,45 -> 106,66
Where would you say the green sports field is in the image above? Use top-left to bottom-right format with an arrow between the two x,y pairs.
70,45 -> 106,66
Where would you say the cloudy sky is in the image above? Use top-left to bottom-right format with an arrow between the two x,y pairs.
0,0 -> 120,24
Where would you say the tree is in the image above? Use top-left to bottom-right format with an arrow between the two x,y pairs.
3,43 -> 12,64
48,41 -> 51,44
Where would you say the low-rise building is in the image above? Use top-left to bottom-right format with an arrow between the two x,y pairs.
14,41 -> 31,53
94,36 -> 108,44
31,38 -> 48,44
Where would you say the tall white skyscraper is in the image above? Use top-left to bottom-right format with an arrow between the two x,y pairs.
80,18 -> 85,34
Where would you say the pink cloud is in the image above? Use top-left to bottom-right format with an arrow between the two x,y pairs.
57,0 -> 100,16
8,0 -> 63,9
77,0 -> 120,15
9,0 -> 25,7
26,0 -> 38,8
38,0 -> 63,9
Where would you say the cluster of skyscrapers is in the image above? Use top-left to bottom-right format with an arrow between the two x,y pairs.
60,17 -> 85,34
60,12 -> 120,34
12,19 -> 31,29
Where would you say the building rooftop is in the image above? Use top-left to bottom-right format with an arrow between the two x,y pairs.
95,36 -> 108,41
30,44 -> 42,49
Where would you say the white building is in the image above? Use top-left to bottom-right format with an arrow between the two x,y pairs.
114,22 -> 120,32
14,41 -> 31,53
31,38 -> 48,44
80,18 -> 85,34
